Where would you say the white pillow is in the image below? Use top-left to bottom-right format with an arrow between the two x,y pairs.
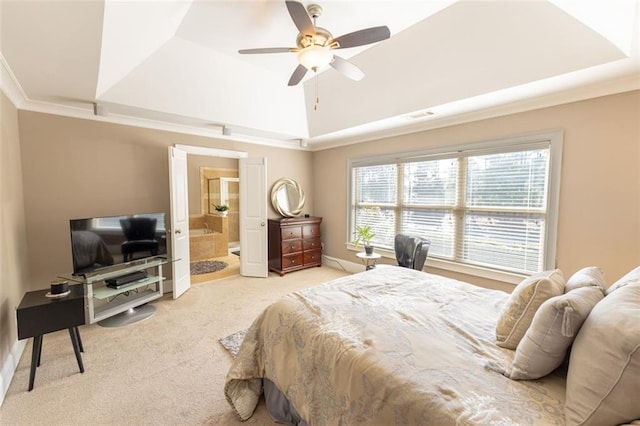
509,286 -> 603,380
564,266 -> 606,294
496,269 -> 565,349
607,266 -> 640,295
565,275 -> 640,425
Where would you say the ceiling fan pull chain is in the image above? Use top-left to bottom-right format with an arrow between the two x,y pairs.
314,74 -> 320,111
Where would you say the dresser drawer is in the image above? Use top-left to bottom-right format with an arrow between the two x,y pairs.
282,253 -> 304,269
302,224 -> 320,238
282,239 -> 302,254
281,226 -> 302,240
303,237 -> 321,251
303,249 -> 322,265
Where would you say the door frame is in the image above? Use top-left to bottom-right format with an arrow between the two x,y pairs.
168,144 -> 251,297
174,144 -> 248,160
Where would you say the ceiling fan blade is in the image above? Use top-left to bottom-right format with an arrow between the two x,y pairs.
285,1 -> 315,36
330,26 -> 390,49
288,64 -> 308,86
330,55 -> 364,81
239,47 -> 296,54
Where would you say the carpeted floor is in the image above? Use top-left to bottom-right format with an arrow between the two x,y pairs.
0,266 -> 350,425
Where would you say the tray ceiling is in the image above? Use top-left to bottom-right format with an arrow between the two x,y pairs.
1,0 -> 638,149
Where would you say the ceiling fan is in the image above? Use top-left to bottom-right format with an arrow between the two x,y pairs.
239,1 -> 390,86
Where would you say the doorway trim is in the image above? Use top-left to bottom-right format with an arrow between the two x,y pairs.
169,144 -> 249,298
175,144 -> 248,159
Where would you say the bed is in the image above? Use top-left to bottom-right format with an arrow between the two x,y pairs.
225,265 -> 571,425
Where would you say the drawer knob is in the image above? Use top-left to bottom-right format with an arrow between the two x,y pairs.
291,260 -> 296,264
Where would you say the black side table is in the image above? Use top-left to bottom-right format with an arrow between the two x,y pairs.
16,284 -> 85,391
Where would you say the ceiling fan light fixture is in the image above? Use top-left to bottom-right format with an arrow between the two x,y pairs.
297,45 -> 332,71
240,1 -> 391,86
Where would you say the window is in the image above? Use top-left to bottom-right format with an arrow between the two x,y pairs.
349,132 -> 562,278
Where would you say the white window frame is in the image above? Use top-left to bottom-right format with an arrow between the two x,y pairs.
346,130 -> 563,284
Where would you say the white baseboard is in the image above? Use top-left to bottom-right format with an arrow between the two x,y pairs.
0,338 -> 27,407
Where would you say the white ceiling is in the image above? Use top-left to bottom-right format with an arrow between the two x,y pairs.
1,0 -> 639,150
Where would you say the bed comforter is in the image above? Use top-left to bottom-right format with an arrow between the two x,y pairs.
225,265 -> 566,425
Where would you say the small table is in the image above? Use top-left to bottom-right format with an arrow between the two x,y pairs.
356,252 -> 382,271
16,284 -> 85,391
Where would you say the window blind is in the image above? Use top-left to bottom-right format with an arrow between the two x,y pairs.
349,135 -> 559,276
353,164 -> 397,247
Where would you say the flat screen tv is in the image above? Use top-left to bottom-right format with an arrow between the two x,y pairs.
69,212 -> 168,276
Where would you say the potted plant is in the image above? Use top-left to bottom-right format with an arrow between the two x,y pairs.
213,203 -> 229,217
353,225 -> 375,255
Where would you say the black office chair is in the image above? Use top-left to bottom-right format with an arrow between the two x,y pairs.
120,217 -> 159,262
394,234 -> 430,271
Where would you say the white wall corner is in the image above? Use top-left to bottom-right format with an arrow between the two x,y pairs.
0,338 -> 27,407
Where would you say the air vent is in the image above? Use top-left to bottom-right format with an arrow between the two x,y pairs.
406,110 -> 435,120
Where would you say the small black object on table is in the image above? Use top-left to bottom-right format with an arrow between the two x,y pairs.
16,283 -> 85,391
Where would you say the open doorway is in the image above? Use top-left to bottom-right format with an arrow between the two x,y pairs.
187,157 -> 240,284
169,144 -> 267,298
203,171 -> 239,249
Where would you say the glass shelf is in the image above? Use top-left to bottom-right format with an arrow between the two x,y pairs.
58,257 -> 172,284
92,275 -> 164,300
92,289 -> 160,323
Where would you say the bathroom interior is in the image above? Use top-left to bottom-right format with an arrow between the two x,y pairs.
187,155 -> 240,283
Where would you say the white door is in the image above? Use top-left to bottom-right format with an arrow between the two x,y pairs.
239,157 -> 268,277
168,146 -> 191,298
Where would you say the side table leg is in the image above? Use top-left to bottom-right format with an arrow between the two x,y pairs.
72,327 -> 84,352
36,334 -> 43,367
28,335 -> 43,391
68,328 -> 85,373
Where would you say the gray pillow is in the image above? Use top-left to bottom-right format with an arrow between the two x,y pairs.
565,273 -> 640,425
509,286 -> 603,380
496,269 -> 565,349
564,266 -> 606,294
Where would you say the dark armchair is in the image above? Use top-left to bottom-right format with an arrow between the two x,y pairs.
394,234 -> 430,271
120,217 -> 159,262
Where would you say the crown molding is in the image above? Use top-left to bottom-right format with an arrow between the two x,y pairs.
0,52 -> 28,109
4,48 -> 637,154
0,53 -> 305,151
307,72 -> 640,151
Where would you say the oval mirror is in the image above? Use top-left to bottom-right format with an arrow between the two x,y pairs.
271,178 -> 305,217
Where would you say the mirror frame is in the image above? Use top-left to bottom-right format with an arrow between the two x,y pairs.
270,177 -> 305,217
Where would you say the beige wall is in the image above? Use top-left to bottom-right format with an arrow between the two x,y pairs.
0,91 -> 30,387
313,91 -> 640,290
16,111 -> 314,288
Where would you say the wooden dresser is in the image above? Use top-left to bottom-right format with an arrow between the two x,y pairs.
268,217 -> 322,276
